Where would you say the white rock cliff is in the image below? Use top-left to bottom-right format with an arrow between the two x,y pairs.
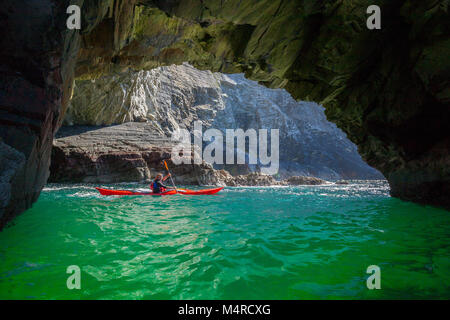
63,63 -> 383,180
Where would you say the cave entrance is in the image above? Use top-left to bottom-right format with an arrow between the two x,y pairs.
51,63 -> 384,184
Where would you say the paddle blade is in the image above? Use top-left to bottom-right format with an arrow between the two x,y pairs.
163,160 -> 169,170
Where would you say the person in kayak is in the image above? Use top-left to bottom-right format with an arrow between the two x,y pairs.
150,173 -> 173,193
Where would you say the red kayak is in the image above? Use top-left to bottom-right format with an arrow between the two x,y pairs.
177,187 -> 224,195
95,187 -> 223,196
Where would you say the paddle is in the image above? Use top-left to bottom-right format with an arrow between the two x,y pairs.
163,160 -> 178,192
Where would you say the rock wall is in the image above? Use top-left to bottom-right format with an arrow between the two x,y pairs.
64,63 -> 383,180
50,124 -> 329,187
0,0 -> 448,228
0,0 -> 80,228
49,123 -> 229,186
65,63 -> 226,133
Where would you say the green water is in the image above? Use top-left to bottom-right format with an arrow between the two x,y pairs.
0,181 -> 449,299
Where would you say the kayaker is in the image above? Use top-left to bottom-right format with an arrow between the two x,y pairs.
150,173 -> 172,193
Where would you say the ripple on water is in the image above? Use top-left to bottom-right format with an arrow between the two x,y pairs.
0,181 -> 449,299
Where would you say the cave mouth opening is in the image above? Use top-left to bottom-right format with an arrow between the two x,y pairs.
51,62 -> 385,185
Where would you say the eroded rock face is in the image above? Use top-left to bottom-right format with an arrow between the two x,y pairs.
65,63 -> 383,180
65,63 -> 226,133
50,125 -> 329,188
50,123 -> 222,185
0,0 -> 448,228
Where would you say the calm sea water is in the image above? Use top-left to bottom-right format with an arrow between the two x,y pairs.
0,181 -> 449,299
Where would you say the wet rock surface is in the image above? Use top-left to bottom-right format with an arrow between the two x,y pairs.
228,172 -> 279,187
225,174 -> 328,186
0,141 -> 26,218
283,176 -> 328,186
335,180 -> 350,185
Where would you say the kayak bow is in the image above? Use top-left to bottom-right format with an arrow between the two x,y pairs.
177,187 -> 224,195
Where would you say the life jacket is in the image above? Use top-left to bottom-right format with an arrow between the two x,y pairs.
150,180 -> 166,193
